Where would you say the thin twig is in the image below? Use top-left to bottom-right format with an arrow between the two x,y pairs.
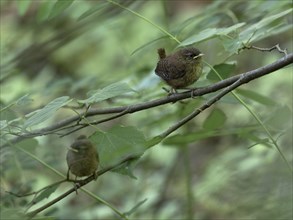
242,44 -> 288,56
6,180 -> 67,198
60,107 -> 131,137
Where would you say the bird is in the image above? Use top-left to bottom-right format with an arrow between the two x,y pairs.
66,135 -> 99,180
155,47 -> 204,93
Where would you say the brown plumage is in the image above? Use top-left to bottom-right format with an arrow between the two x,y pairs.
155,47 -> 204,90
66,135 -> 99,178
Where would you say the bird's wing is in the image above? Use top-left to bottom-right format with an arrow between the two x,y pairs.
169,59 -> 186,79
155,59 -> 186,80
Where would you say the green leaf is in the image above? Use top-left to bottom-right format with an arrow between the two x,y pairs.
236,89 -> 277,106
180,28 -> 218,46
248,138 -> 272,149
0,207 -> 26,220
78,82 -> 135,104
219,9 -> 292,54
219,35 -> 243,54
112,156 -> 141,179
34,184 -> 60,204
207,62 -> 237,81
146,135 -> 163,149
0,94 -> 32,129
37,1 -> 56,22
0,120 -> 8,130
180,23 -> 245,46
131,36 -> 167,56
164,125 -> 259,145
243,9 -> 292,37
24,96 -> 72,128
78,2 -> 108,20
0,94 -> 32,114
164,130 -> 217,145
260,23 -> 292,41
239,132 -> 272,148
16,0 -> 32,16
91,126 -> 146,178
203,108 -> 227,130
48,0 -> 75,19
16,94 -> 33,106
265,106 -> 292,130
0,103 -> 17,123
240,9 -> 292,43
15,138 -> 38,154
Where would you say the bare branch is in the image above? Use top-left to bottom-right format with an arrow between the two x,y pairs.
242,44 -> 288,56
2,53 -> 293,147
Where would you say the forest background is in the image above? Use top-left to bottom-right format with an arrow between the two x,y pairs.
0,0 -> 292,219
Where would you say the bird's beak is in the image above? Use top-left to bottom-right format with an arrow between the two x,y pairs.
67,146 -> 78,153
193,53 -> 204,59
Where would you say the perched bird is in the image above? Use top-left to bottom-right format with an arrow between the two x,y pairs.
155,47 -> 204,92
66,135 -> 99,179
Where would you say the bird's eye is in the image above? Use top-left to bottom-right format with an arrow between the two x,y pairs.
185,52 -> 195,59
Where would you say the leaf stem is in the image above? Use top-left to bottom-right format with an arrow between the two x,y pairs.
107,0 -> 180,44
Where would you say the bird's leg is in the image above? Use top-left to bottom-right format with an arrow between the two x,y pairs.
66,171 -> 80,194
170,88 -> 178,95
66,168 -> 70,181
93,171 -> 98,180
162,87 -> 177,96
190,87 -> 199,99
178,87 -> 198,99
188,88 -> 195,99
162,87 -> 170,94
73,176 -> 79,195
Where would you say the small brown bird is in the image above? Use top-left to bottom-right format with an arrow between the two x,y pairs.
155,47 -> 204,92
66,135 -> 99,179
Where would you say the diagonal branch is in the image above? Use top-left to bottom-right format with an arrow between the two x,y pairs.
26,154 -> 140,219
160,69 -> 262,138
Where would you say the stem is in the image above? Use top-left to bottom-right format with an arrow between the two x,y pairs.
107,0 -> 180,44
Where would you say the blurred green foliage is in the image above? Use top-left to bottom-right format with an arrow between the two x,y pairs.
0,0 -> 292,219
